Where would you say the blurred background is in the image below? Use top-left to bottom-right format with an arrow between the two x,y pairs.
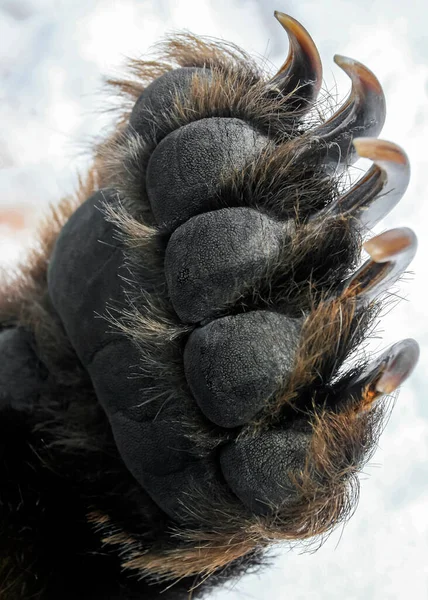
0,1 -> 427,598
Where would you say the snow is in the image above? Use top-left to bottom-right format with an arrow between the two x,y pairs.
1,1 -> 427,597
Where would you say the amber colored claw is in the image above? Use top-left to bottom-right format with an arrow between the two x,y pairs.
313,55 -> 386,167
269,12 -> 322,109
346,339 -> 419,411
313,138 -> 410,228
343,227 -> 417,301
375,339 -> 420,395
351,138 -> 410,227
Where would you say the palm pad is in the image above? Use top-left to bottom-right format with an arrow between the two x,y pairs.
47,18 -> 417,576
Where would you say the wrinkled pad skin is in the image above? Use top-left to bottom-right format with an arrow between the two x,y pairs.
47,190 -> 228,518
147,117 -> 267,229
220,429 -> 310,514
129,67 -> 212,141
165,207 -> 284,323
47,190 -> 126,368
184,312 -> 302,428
47,189 -> 308,518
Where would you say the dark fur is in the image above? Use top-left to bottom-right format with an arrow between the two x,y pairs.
0,32 -> 394,598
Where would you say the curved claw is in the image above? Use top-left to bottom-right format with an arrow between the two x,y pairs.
312,138 -> 410,228
375,339 -> 420,395
268,12 -> 322,110
345,339 -> 419,411
313,55 -> 386,167
343,227 -> 417,301
350,138 -> 410,227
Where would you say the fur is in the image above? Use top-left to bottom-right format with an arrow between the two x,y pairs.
0,32 -> 394,598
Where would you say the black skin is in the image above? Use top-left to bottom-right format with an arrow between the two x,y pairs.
0,65 -> 376,598
47,183 -> 307,521
0,327 -> 255,600
0,196 -> 265,598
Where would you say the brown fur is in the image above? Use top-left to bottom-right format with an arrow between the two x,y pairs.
2,32 -> 393,586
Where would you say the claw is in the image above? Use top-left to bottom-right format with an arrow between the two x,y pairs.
343,227 -> 417,301
351,138 -> 410,227
345,339 -> 419,410
313,55 -> 386,167
312,138 -> 410,228
375,339 -> 420,395
268,12 -> 322,110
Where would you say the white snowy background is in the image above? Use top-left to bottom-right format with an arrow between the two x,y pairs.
1,1 -> 427,598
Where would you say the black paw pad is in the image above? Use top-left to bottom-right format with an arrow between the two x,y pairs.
184,311 -> 302,427
165,207 -> 284,323
129,67 -> 212,140
146,117 -> 267,229
220,429 -> 310,514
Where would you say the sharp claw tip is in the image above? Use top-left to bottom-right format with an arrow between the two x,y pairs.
352,137 -> 378,160
352,137 -> 366,154
376,339 -> 420,393
333,54 -> 349,66
274,11 -> 303,30
375,378 -> 401,395
274,10 -> 288,23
